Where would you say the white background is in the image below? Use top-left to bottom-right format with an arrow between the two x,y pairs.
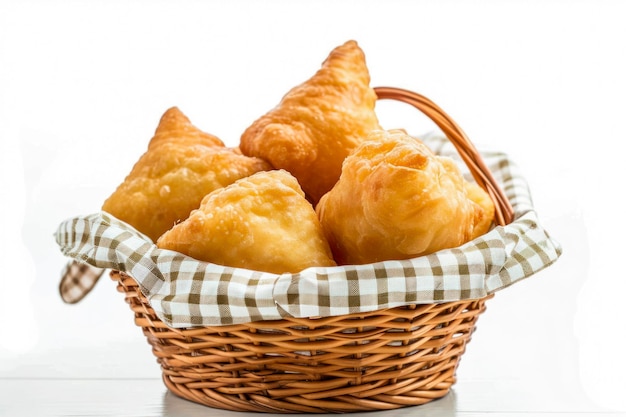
1,0 -> 625,415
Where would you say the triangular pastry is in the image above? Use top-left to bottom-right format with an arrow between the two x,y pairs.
239,40 -> 381,204
157,169 -> 337,274
149,107 -> 225,149
102,107 -> 271,242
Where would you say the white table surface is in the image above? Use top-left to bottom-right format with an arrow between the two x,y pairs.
2,1 -> 626,416
1,378 -> 621,417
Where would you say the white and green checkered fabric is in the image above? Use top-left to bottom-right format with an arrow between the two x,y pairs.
55,135 -> 562,327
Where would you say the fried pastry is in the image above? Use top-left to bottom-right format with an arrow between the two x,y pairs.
239,40 -> 381,204
156,169 -> 337,274
466,181 -> 496,239
102,107 -> 271,242
148,106 -> 225,149
316,130 -> 495,265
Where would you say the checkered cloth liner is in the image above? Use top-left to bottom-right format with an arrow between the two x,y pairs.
59,260 -> 105,304
54,135 -> 561,327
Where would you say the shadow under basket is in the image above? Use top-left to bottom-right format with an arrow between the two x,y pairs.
111,270 -> 492,413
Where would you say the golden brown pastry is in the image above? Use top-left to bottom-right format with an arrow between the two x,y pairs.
316,130 -> 495,265
466,181 -> 496,239
102,107 -> 271,242
156,169 -> 337,274
148,106 -> 225,149
239,40 -> 381,204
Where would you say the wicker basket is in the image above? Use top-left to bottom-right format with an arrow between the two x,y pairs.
110,87 -> 514,413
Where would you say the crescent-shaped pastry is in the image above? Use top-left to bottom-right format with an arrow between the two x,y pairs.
239,40 -> 381,204
316,130 -> 495,265
156,169 -> 337,274
102,107 -> 271,242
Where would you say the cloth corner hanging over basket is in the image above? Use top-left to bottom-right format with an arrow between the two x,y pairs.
54,87 -> 562,413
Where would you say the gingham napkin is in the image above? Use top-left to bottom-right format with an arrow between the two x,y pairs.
55,135 -> 561,327
59,260 -> 105,304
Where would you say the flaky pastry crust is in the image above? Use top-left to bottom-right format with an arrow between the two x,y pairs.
102,107 -> 271,242
156,170 -> 337,274
239,40 -> 381,204
316,130 -> 495,265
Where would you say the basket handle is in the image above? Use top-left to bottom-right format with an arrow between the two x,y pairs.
374,86 -> 515,226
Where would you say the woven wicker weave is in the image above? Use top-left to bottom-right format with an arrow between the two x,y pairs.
112,270 -> 492,413
110,87 -> 512,413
